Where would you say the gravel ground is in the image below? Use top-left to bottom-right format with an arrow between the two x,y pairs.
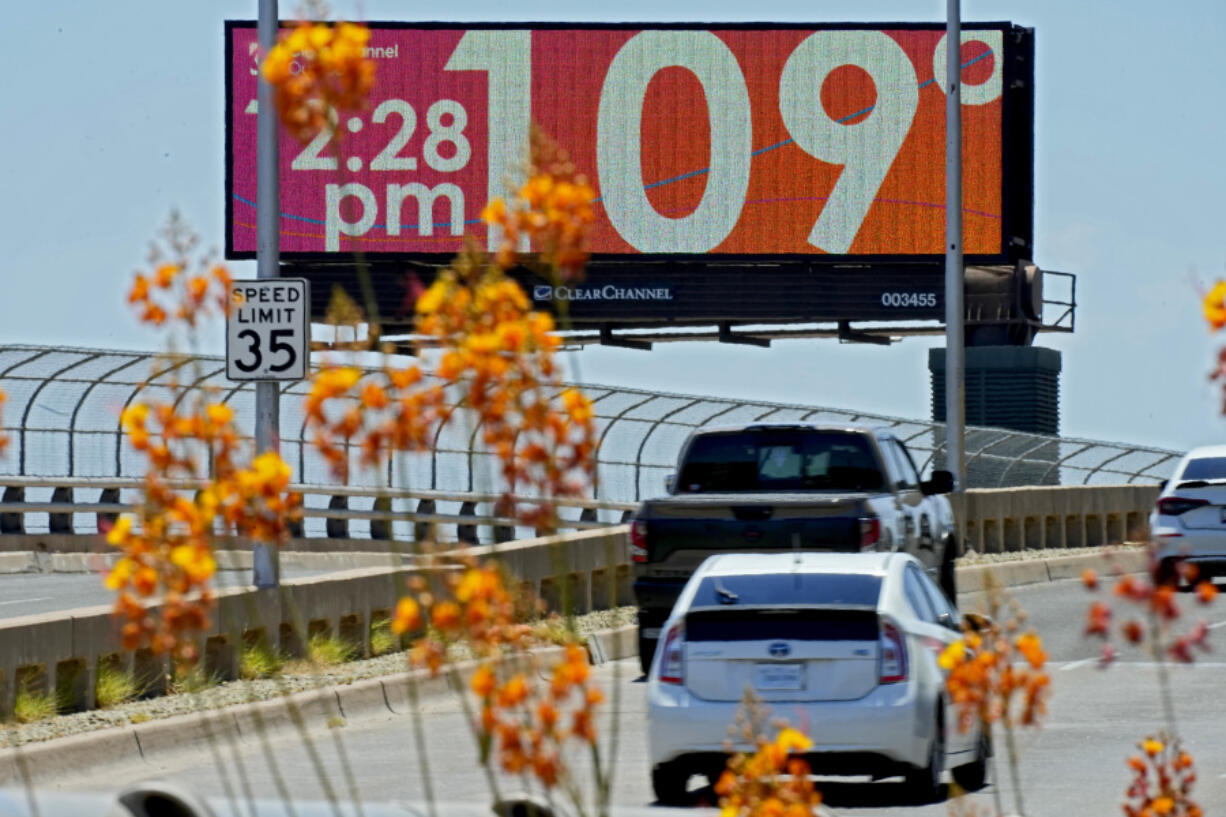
0,606 -> 637,749
955,542 -> 1143,566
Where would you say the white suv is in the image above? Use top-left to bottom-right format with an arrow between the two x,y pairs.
1150,444 -> 1226,585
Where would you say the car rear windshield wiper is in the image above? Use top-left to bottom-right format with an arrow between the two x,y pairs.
1176,479 -> 1226,489
713,579 -> 739,605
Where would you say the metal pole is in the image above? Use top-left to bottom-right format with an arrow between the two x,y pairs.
253,0 -> 281,589
944,0 -> 968,522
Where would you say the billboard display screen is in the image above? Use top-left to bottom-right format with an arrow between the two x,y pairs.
226,22 -> 1031,263
226,22 -> 1033,329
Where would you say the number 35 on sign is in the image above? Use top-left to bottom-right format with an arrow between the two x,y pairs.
226,279 -> 310,381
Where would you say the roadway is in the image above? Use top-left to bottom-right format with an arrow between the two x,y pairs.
46,579 -> 1226,815
0,568 -> 337,619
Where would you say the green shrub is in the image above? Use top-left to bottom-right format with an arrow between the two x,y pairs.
240,640 -> 286,680
307,633 -> 358,667
170,665 -> 221,695
369,617 -> 399,657
13,687 -> 56,723
94,662 -> 139,709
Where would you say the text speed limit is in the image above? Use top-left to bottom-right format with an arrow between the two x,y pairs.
225,279 -> 310,381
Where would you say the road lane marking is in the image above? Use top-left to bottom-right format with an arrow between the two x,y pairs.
1059,657 -> 1099,671
0,597 -> 52,606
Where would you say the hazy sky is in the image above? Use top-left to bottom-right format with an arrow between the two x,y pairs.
2,0 -> 1223,454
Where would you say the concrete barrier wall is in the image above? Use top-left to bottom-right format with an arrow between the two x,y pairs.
0,527 -> 630,720
959,484 -> 1159,553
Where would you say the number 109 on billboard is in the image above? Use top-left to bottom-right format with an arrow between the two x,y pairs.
227,23 -> 1027,261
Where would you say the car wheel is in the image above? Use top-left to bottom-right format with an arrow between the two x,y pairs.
951,729 -> 990,792
638,632 -> 658,677
904,712 -> 945,804
651,761 -> 690,805
939,536 -> 958,602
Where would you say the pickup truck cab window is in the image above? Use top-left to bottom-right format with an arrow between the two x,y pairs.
903,564 -> 938,623
879,438 -> 919,490
677,430 -> 884,492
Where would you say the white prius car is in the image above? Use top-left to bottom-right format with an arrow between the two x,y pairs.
646,551 -> 987,804
1150,445 -> 1226,585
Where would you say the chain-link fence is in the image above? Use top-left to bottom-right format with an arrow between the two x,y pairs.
0,344 -> 1178,513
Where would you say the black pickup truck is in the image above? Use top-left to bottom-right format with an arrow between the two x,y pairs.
631,423 -> 958,673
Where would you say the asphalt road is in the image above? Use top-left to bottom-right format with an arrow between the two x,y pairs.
0,568 -> 335,619
48,579 -> 1226,816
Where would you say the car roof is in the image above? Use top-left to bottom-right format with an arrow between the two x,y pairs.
696,551 -> 902,577
690,422 -> 883,437
1182,445 -> 1226,460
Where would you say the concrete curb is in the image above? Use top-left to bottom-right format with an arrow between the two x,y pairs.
956,549 -> 1148,594
0,626 -> 637,784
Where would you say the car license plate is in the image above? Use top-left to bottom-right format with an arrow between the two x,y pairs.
754,662 -> 805,691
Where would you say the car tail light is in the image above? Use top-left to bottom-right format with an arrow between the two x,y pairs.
1156,497 -> 1210,516
659,623 -> 684,684
630,519 -> 648,563
859,517 -> 881,551
879,619 -> 908,684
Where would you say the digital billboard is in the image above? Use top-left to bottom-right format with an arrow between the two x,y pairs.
225,22 -> 1034,329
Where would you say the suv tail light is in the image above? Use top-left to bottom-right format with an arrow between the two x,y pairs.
859,517 -> 881,551
659,623 -> 684,684
630,519 -> 649,562
1157,497 -> 1210,517
879,619 -> 908,684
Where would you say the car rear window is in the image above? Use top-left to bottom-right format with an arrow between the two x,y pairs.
685,608 -> 879,642
690,572 -> 882,608
677,430 -> 883,492
1180,457 -> 1226,481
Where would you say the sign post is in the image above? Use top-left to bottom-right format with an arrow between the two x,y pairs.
945,0 -> 968,531
226,276 -> 308,590
253,0 -> 282,590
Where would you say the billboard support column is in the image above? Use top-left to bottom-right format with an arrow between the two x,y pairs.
945,0 -> 968,529
254,0 -> 281,589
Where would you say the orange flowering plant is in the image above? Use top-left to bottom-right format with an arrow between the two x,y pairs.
107,217 -> 301,667
262,18 -> 376,145
1083,544 -> 1217,813
713,694 -> 823,817
388,559 -> 614,817
939,573 -> 1049,816
1123,733 -> 1201,817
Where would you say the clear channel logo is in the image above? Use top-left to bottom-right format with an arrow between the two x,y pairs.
531,284 -> 674,302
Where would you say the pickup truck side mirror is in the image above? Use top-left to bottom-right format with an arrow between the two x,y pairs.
664,474 -> 676,494
962,611 -> 993,633
921,469 -> 954,496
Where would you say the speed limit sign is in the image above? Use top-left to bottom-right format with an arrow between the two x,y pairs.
226,279 -> 309,381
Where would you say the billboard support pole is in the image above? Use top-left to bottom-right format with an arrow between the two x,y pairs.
945,0 -> 968,530
253,0 -> 281,589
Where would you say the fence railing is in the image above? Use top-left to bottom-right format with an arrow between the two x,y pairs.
0,345 -> 1179,514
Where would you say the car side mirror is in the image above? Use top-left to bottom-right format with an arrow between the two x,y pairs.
1157,479 -> 1168,492
664,474 -> 675,494
961,612 -> 993,633
938,610 -> 957,631
922,470 -> 954,496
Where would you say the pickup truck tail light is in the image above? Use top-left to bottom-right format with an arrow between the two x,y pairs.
879,619 -> 908,684
859,517 -> 881,551
659,622 -> 684,683
1156,496 -> 1210,516
630,519 -> 649,562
